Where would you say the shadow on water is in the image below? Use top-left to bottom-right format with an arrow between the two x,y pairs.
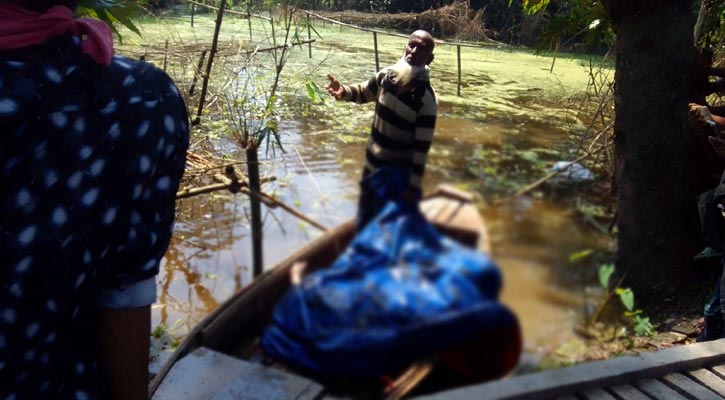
155,98 -> 609,361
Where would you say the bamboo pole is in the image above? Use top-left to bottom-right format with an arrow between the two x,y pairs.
162,40 -> 169,72
512,152 -> 589,197
306,12 -> 312,58
254,191 -> 328,231
185,0 -> 271,20
246,147 -> 264,277
188,50 -> 207,96
269,9 -> 276,47
373,31 -> 380,72
456,44 -> 461,96
307,10 -> 406,37
495,142 -> 609,205
303,10 -> 508,48
238,40 -> 315,55
247,3 -> 252,41
176,182 -> 230,199
192,0 -> 226,125
550,36 -> 560,74
175,174 -> 276,200
175,176 -> 328,231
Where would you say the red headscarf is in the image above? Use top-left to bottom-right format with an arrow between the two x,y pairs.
0,3 -> 114,66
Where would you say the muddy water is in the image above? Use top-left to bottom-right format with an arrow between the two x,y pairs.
156,99 -> 609,361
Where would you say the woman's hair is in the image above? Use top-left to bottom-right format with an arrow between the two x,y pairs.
1,0 -> 77,12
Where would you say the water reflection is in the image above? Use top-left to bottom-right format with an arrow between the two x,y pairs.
154,101 -> 608,357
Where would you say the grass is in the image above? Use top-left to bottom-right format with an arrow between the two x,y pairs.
115,10 -> 611,127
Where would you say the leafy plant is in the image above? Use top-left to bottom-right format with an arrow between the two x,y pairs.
305,81 -> 326,104
510,0 -> 613,56
509,0 -> 550,15
221,4 -> 319,276
632,315 -> 654,336
76,0 -> 141,37
597,262 -> 614,288
697,1 -> 725,50
151,323 -> 167,339
596,263 -> 654,337
569,248 -> 593,263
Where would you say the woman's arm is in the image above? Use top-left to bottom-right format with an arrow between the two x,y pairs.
96,306 -> 151,400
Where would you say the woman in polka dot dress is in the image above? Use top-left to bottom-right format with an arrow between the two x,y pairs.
0,1 -> 189,398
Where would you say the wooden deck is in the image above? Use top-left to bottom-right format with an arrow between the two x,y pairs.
416,338 -> 725,400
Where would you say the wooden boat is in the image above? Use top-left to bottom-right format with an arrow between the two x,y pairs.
150,185 -> 492,400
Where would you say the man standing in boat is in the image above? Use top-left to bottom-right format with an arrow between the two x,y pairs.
325,30 -> 438,229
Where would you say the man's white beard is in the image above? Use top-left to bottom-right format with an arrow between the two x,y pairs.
384,57 -> 426,92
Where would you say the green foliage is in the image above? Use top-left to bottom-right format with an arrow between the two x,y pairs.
569,248 -> 593,262
633,315 -> 654,336
509,0 -> 550,15
225,7 -> 322,157
615,287 -> 634,312
703,2 -> 725,51
598,262 -> 614,290
151,324 -> 167,339
596,264 -> 654,337
510,0 -> 613,54
305,81 -> 326,104
76,0 -> 142,38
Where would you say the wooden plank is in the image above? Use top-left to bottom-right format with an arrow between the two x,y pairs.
671,323 -> 698,337
662,373 -> 723,400
712,363 -> 725,379
636,379 -> 689,400
688,368 -> 725,396
609,384 -> 651,400
419,198 -> 448,221
152,347 -> 324,400
415,339 -> 725,400
648,332 -> 687,349
580,388 -> 616,399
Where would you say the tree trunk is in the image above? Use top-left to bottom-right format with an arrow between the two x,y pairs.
602,0 -> 708,301
694,0 -> 718,47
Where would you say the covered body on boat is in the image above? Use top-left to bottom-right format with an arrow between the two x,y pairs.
150,185 -> 519,399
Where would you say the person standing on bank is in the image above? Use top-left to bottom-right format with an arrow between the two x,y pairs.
325,30 -> 437,229
0,1 -> 189,399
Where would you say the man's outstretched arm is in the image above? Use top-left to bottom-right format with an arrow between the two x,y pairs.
325,73 -> 378,104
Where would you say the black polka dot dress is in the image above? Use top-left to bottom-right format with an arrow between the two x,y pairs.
0,35 -> 189,399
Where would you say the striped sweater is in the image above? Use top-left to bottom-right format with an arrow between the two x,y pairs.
340,66 -> 437,192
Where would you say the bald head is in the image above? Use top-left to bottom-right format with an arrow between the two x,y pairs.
411,30 -> 435,48
404,30 -> 435,67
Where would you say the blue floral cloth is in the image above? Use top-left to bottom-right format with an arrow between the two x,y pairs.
0,35 -> 189,399
261,168 -> 517,378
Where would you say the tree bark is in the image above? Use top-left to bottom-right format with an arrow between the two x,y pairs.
602,0 -> 708,301
694,0 -> 718,47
